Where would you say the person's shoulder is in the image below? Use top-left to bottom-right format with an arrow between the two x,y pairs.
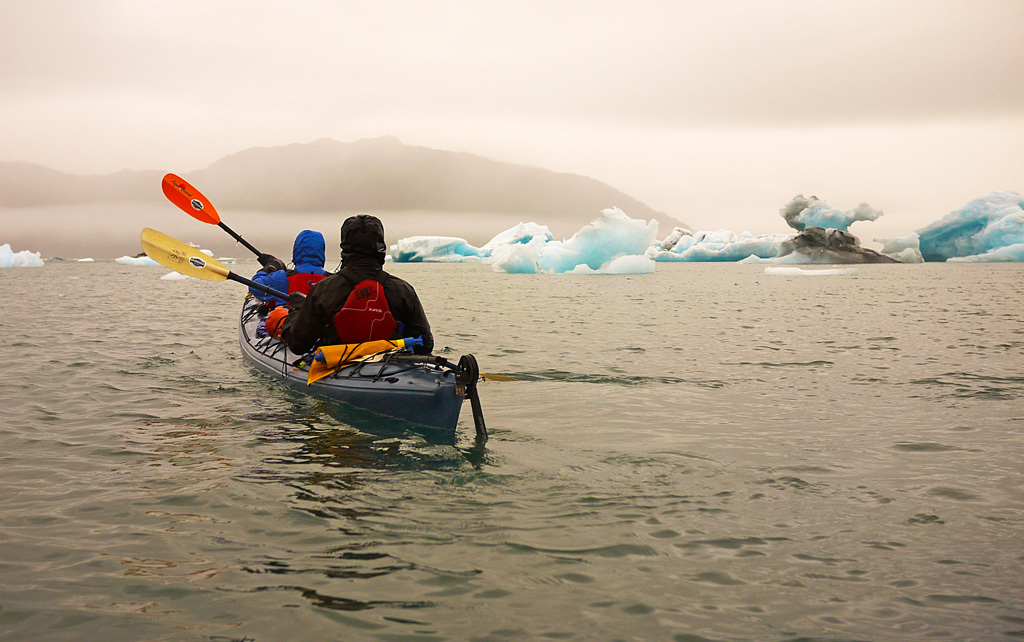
379,270 -> 415,289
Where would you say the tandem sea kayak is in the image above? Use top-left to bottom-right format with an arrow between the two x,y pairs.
238,297 -> 486,436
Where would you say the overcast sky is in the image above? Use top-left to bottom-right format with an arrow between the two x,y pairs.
2,0 -> 1023,242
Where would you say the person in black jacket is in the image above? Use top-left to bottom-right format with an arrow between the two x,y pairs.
280,215 -> 433,355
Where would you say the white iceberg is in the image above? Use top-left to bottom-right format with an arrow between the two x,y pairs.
115,255 -> 159,266
0,244 -> 44,268
875,232 -> 924,263
117,246 -> 213,267
648,229 -> 789,262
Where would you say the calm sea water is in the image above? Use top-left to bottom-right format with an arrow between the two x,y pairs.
1,260 -> 1022,641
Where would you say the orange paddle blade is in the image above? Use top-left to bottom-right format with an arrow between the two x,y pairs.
162,173 -> 220,224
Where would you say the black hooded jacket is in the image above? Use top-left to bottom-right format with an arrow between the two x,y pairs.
281,216 -> 433,355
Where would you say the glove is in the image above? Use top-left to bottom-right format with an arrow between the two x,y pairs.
287,291 -> 307,309
257,253 -> 286,273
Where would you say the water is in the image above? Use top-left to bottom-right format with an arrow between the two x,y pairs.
1,260 -> 1023,641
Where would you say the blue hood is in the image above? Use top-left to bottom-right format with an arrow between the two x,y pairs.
291,230 -> 328,274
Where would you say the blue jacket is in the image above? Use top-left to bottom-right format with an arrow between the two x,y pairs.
250,230 -> 329,305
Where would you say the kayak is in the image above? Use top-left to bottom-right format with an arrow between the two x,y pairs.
238,297 -> 485,435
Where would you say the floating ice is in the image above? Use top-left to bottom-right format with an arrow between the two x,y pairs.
76,258 -> 95,262
491,208 -> 658,274
481,222 -> 554,251
781,195 -> 882,232
160,271 -> 192,280
389,236 -> 485,262
875,233 -> 924,263
764,266 -> 859,276
653,195 -> 891,264
387,191 -> 1024,267
948,243 -> 1024,262
573,254 -> 656,274
915,191 -> 1024,262
115,255 -> 160,266
648,229 -> 788,262
117,247 -> 213,267
0,244 -> 44,267
391,208 -> 658,274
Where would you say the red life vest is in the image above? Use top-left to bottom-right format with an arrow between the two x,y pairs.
332,279 -> 396,344
287,272 -> 327,296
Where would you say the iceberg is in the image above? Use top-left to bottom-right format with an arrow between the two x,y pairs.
948,243 -> 1024,262
915,191 -> 1024,262
781,195 -> 883,232
118,246 -> 214,268
874,232 -> 924,263
489,208 -> 657,274
115,255 -> 160,266
389,236 -> 486,263
481,222 -> 555,251
648,195 -> 893,264
0,244 -> 44,267
386,191 -> 1024,268
647,229 -> 788,262
390,208 -> 658,274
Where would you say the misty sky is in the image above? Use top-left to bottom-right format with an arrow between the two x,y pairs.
3,0 -> 1023,244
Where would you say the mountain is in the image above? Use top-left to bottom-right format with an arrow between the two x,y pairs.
1,137 -> 686,232
0,162 -> 159,207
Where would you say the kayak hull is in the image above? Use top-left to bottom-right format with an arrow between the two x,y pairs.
238,298 -> 464,430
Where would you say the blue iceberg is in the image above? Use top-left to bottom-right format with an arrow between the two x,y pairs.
914,191 -> 1024,262
781,195 -> 883,232
388,191 -> 1024,268
390,209 -> 658,274
389,236 -> 487,263
492,208 -> 657,274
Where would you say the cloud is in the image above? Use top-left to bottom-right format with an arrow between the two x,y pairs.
4,1 -> 1023,127
0,0 -> 1022,239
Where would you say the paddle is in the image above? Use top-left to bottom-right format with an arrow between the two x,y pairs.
161,173 -> 273,266
140,227 -> 289,301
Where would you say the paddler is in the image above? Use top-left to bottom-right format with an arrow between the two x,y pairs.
249,229 -> 330,307
266,215 -> 433,355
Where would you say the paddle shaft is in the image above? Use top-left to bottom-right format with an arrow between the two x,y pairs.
218,221 -> 263,259
227,270 -> 289,302
162,173 -> 269,264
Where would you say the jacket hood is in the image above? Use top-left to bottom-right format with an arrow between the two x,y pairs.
340,215 -> 387,265
291,229 -> 326,271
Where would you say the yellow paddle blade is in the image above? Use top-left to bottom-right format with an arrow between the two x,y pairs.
306,338 -> 412,384
140,228 -> 230,281
306,357 -> 340,385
